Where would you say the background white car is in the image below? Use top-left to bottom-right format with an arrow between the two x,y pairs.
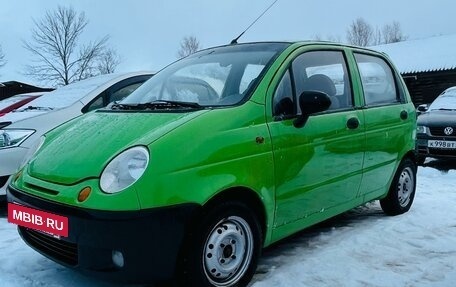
0,72 -> 153,202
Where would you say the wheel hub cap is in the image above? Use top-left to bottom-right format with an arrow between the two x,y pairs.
398,167 -> 414,207
203,216 -> 253,286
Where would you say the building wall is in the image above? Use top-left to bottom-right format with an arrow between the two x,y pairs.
403,69 -> 456,106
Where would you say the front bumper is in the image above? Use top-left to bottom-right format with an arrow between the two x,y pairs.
0,146 -> 28,195
0,146 -> 28,176
0,175 -> 11,196
7,185 -> 200,283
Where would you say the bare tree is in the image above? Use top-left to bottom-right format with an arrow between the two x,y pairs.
23,6 -> 119,86
326,34 -> 342,43
0,45 -> 6,69
382,21 -> 407,44
371,27 -> 383,46
346,18 -> 374,47
312,34 -> 341,43
177,36 -> 201,58
97,48 -> 121,75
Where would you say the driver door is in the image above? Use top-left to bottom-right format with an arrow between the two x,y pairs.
268,49 -> 365,228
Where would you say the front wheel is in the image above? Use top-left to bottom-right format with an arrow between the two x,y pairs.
179,201 -> 262,287
380,158 -> 417,215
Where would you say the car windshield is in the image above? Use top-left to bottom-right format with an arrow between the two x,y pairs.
15,73 -> 124,111
429,89 -> 456,111
121,43 -> 289,108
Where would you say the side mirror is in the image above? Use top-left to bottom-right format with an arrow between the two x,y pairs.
417,104 -> 428,112
293,91 -> 331,128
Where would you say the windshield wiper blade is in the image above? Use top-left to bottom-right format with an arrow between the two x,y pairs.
110,103 -> 139,110
148,100 -> 202,109
20,106 -> 54,111
111,100 -> 203,110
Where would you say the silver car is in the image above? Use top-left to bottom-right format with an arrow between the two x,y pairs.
0,72 -> 152,201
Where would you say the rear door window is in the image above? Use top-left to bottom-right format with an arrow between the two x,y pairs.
354,53 -> 399,106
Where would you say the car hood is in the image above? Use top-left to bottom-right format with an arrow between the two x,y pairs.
417,110 -> 456,126
28,109 -> 209,185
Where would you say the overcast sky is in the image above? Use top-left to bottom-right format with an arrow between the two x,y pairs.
1,0 -> 455,87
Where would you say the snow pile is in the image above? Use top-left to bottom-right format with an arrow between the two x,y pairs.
252,167 -> 456,287
0,166 -> 455,286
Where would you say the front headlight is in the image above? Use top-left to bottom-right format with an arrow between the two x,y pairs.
0,129 -> 35,149
416,125 -> 427,134
100,146 -> 149,194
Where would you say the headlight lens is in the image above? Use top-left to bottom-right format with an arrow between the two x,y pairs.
416,125 -> 427,134
0,129 -> 35,149
100,146 -> 149,194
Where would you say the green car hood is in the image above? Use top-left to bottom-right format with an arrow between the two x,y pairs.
28,110 -> 208,185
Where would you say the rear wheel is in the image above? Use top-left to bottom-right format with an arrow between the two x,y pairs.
380,158 -> 417,215
179,201 -> 262,287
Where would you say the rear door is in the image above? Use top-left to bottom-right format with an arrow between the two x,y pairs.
267,48 -> 365,228
352,52 -> 414,197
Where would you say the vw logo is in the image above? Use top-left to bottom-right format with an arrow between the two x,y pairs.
444,127 -> 454,135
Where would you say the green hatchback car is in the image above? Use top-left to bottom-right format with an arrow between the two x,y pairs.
7,42 -> 417,287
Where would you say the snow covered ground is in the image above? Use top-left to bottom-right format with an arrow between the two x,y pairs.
1,160 -> 455,287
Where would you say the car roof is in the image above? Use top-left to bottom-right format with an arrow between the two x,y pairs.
443,86 -> 456,94
191,41 -> 383,56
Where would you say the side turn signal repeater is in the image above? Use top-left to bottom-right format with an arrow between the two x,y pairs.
77,187 -> 92,202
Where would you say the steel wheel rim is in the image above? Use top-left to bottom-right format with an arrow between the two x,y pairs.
397,166 -> 414,207
202,216 -> 254,287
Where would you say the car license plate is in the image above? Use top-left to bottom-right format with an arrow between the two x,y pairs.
428,140 -> 456,149
7,203 -> 69,238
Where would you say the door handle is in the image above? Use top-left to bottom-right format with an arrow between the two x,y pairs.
400,110 -> 408,120
347,117 -> 359,129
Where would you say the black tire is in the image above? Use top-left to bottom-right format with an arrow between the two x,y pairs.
380,158 -> 417,215
178,201 -> 262,287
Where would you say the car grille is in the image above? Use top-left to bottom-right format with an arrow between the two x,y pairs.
19,227 -> 78,266
428,148 -> 456,157
429,127 -> 456,137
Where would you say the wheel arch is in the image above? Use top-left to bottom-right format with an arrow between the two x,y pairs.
202,187 -> 268,243
402,150 -> 417,164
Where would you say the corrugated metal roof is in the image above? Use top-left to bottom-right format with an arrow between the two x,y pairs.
372,34 -> 456,74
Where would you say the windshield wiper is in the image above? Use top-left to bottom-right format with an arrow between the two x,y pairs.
111,100 -> 203,110
437,108 -> 456,111
19,106 -> 54,111
110,103 -> 138,110
148,100 -> 202,109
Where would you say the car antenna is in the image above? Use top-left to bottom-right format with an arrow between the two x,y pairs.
230,0 -> 279,45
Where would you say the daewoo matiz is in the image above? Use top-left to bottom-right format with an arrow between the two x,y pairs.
7,42 -> 417,287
